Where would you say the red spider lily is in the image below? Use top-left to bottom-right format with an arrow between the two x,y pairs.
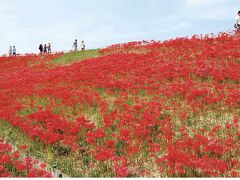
13,160 -> 27,172
0,32 -> 240,177
119,128 -> 131,141
105,140 -> 115,148
19,145 -> 28,150
0,165 -> 5,172
0,143 -> 12,153
12,151 -> 20,159
1,172 -> 13,177
0,154 -> 11,164
40,163 -> 47,169
40,131 -> 62,144
0,141 -> 53,177
95,128 -> 106,139
113,164 -> 131,177
26,168 -> 53,178
149,143 -> 161,153
94,147 -> 114,161
230,171 -> 239,177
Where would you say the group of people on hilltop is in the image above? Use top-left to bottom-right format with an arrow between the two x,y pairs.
37,39 -> 85,55
73,40 -> 85,52
39,43 -> 52,55
9,46 -> 17,56
7,11 -> 239,57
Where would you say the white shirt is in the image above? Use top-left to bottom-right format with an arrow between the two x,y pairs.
235,15 -> 240,25
80,42 -> 85,49
9,47 -> 12,54
12,47 -> 16,54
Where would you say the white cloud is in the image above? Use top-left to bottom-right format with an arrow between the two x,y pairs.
185,0 -> 227,7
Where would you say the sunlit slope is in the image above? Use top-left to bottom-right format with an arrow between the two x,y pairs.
0,33 -> 239,177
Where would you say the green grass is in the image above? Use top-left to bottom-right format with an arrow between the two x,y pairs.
52,49 -> 101,65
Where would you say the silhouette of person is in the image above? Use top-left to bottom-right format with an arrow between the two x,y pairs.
73,39 -> 78,51
235,10 -> 240,31
47,43 -> 52,54
80,41 -> 85,51
12,46 -> 16,56
9,46 -> 12,56
44,44 -> 47,54
39,44 -> 43,54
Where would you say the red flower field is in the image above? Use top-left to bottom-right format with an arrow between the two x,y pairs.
0,32 -> 239,177
0,138 -> 52,177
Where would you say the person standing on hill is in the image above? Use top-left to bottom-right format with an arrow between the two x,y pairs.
9,46 -> 12,56
47,43 -> 52,54
80,40 -> 85,51
12,46 -> 16,56
73,39 -> 78,52
44,44 -> 47,54
39,44 -> 43,54
234,10 -> 240,31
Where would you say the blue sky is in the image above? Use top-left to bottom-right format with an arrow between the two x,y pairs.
0,0 -> 238,54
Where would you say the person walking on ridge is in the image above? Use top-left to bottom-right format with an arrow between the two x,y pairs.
9,46 -> 12,56
12,46 -> 16,56
235,10 -> 240,32
47,43 -> 51,54
44,44 -> 47,54
80,40 -> 85,51
39,44 -> 43,54
73,39 -> 78,52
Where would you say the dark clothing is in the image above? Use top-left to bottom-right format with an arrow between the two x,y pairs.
44,44 -> 47,53
12,47 -> 16,56
39,44 -> 43,53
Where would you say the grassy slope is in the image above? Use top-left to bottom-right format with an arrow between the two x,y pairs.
51,49 -> 100,65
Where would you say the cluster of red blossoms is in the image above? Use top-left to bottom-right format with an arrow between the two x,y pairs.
0,32 -> 239,177
0,138 -> 52,177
